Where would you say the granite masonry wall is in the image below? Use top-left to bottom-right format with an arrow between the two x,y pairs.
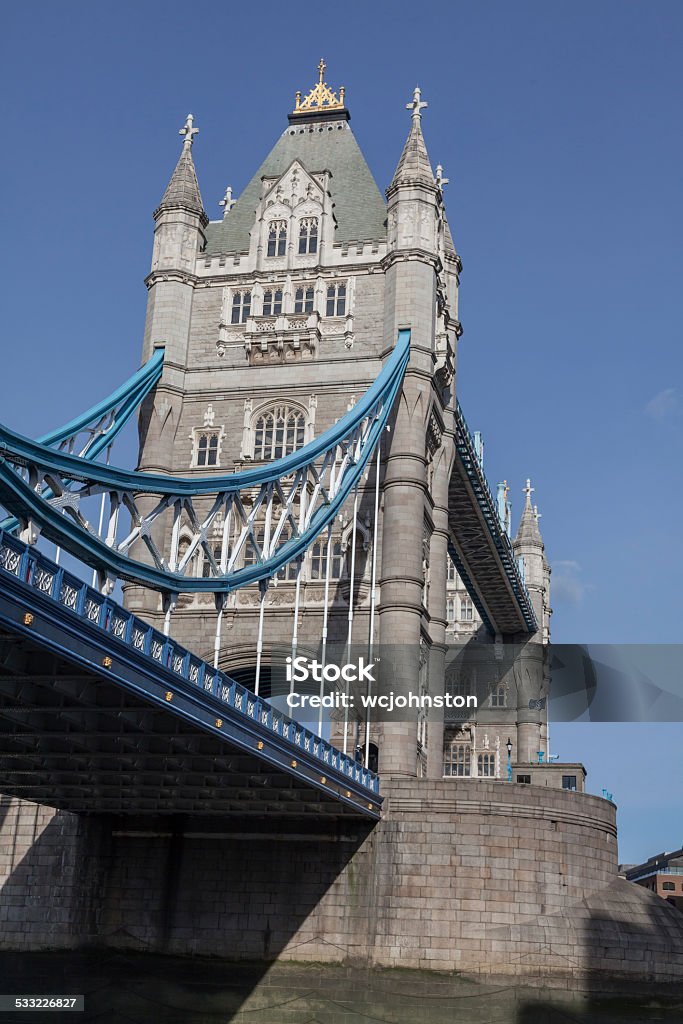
1,782 -> 683,985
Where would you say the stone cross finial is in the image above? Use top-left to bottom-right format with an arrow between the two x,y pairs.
533,504 -> 542,522
435,164 -> 449,189
523,478 -> 535,508
407,86 -> 428,121
318,58 -> 326,83
219,186 -> 236,215
179,113 -> 199,149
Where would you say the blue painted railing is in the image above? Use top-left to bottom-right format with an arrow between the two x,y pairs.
0,527 -> 381,799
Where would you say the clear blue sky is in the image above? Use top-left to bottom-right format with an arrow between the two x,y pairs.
1,1 -> 681,863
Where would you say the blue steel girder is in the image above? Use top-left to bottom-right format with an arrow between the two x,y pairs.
449,403 -> 537,636
0,528 -> 381,818
0,332 -> 410,596
1,347 -> 165,535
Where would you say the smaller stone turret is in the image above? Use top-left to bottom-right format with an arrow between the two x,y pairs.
143,114 -> 208,366
513,479 -> 551,642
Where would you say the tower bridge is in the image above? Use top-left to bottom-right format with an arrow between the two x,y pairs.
1,65 -> 681,988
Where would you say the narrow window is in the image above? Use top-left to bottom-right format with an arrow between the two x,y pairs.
243,527 -> 265,568
231,291 -> 251,324
298,218 -> 318,254
267,221 -> 287,257
310,536 -> 342,580
207,434 -> 218,466
490,684 -> 507,708
262,289 -> 283,316
294,286 -> 315,314
195,432 -> 221,468
461,597 -> 474,621
477,752 -> 495,777
202,544 -> 223,578
326,282 -> 346,316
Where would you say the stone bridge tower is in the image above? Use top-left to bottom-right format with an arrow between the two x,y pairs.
128,64 -> 467,780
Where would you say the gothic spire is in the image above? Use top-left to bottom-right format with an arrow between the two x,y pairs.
515,479 -> 544,548
390,87 -> 435,187
155,114 -> 207,222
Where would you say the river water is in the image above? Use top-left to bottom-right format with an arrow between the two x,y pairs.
0,952 -> 680,1023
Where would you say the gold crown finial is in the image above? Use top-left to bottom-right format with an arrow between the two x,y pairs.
292,59 -> 345,116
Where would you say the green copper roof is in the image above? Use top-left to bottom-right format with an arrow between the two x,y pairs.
205,122 -> 386,255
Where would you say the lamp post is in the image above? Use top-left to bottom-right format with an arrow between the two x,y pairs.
506,737 -> 513,782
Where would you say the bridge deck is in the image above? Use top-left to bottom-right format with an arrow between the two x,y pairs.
449,403 -> 537,636
0,532 -> 381,820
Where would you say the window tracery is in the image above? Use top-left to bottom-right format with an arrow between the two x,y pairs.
253,404 -> 306,461
326,282 -> 346,316
267,220 -> 287,257
294,285 -> 315,314
231,290 -> 251,324
298,218 -> 318,254
262,289 -> 283,316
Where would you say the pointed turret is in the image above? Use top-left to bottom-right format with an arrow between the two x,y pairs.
390,87 -> 435,187
154,114 -> 208,223
513,479 -> 551,643
143,114 -> 208,366
515,479 -> 543,549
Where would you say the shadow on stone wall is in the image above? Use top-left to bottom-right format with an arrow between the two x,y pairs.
95,815 -> 373,965
0,797 -> 110,950
0,802 -> 374,1019
514,880 -> 683,1022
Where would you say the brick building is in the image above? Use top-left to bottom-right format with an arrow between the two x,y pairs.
623,846 -> 683,911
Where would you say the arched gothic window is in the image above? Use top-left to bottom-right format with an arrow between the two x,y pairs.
267,220 -> 287,257
326,282 -> 346,316
444,741 -> 471,777
490,684 -> 507,708
477,752 -> 495,777
310,534 -> 343,581
294,286 -> 315,314
253,404 -> 306,461
262,289 -> 282,316
460,597 -> 474,621
195,432 -> 220,467
202,543 -> 223,577
231,290 -> 251,324
298,218 -> 318,254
